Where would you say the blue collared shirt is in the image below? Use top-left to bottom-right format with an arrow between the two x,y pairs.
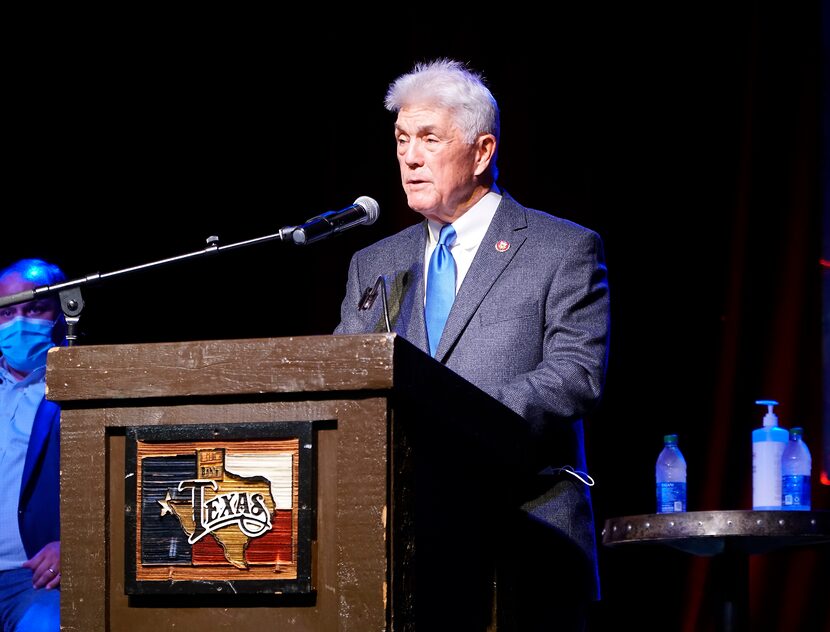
0,362 -> 46,569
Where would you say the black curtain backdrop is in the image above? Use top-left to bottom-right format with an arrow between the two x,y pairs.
5,5 -> 827,631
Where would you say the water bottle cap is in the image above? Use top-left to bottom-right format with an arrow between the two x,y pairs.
663,434 -> 678,444
789,427 -> 804,438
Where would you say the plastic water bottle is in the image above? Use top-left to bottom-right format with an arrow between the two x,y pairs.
656,434 -> 687,513
781,427 -> 811,511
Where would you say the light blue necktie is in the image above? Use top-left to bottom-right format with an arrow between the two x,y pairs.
425,224 -> 457,357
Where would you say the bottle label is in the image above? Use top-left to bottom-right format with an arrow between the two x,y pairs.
656,482 -> 687,513
752,441 -> 785,509
781,475 -> 811,510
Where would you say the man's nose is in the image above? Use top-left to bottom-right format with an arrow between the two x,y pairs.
403,140 -> 424,166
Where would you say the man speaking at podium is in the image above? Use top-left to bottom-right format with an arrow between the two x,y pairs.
335,59 -> 610,631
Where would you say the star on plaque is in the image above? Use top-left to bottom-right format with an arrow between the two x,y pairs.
158,490 -> 174,517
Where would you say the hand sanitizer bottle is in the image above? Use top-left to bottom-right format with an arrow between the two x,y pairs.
752,399 -> 788,509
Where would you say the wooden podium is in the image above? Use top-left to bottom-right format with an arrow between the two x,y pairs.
46,333 -> 530,631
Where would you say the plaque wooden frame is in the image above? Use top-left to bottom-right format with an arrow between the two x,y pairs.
124,420 -> 315,596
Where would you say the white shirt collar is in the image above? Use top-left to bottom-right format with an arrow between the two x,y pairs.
427,184 -> 503,249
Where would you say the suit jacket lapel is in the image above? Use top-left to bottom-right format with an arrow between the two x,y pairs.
21,399 -> 54,501
435,195 -> 528,360
390,222 -> 429,353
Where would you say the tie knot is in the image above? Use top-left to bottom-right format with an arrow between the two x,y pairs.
437,224 -> 456,247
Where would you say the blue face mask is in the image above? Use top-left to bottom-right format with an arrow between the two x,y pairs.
0,317 -> 56,373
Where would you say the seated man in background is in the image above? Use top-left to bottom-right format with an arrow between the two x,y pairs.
0,258 -> 65,632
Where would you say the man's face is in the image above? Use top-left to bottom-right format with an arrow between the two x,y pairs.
394,104 -> 481,223
0,272 -> 60,325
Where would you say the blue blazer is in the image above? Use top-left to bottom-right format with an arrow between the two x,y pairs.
335,193 -> 610,598
19,398 -> 61,559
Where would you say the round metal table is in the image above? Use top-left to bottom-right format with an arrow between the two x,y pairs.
602,510 -> 830,632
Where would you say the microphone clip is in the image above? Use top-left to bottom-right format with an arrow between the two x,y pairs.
357,276 -> 391,332
359,280 -> 380,311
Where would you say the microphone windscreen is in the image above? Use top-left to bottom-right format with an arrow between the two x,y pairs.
354,196 -> 380,225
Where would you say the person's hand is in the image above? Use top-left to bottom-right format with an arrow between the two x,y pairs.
22,541 -> 60,589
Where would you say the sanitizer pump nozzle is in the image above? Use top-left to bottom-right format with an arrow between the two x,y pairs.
757,399 -> 779,428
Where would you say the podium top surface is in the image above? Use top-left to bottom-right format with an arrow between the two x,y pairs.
45,333 -> 416,403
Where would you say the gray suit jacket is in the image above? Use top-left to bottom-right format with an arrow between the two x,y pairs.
335,192 -> 610,598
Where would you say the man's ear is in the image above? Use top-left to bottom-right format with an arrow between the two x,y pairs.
473,134 -> 497,177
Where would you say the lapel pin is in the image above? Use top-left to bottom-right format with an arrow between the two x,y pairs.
495,240 -> 510,252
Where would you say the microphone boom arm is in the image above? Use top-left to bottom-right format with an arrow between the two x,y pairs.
0,227 -> 298,344
0,195 -> 378,345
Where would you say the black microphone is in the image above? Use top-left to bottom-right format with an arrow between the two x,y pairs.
290,196 -> 380,245
358,275 -> 391,332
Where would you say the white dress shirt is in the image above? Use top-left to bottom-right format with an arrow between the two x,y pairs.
424,186 -> 502,299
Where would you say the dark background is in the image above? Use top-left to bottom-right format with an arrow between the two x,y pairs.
5,5 -> 828,631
